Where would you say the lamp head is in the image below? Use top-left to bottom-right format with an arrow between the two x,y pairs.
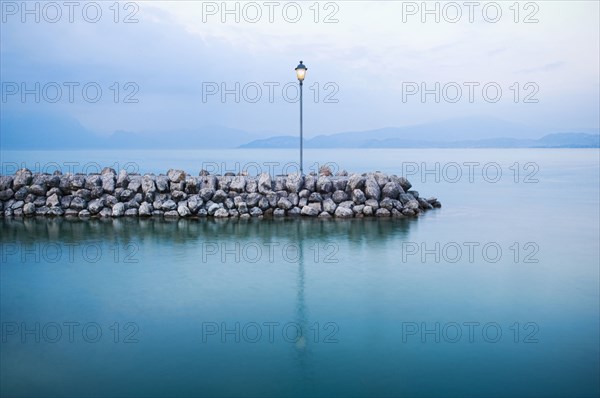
295,61 -> 307,82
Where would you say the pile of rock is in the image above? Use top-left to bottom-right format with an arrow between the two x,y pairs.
0,168 -> 441,219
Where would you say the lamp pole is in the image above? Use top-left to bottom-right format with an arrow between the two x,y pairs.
295,61 -> 307,175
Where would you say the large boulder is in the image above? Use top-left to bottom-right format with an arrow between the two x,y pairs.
230,176 -> 246,192
381,182 -> 401,199
13,169 -> 33,190
334,206 -> 354,218
167,169 -> 186,183
285,173 -> 304,193
301,205 -> 319,217
258,173 -> 272,193
364,178 -> 381,200
347,174 -> 365,191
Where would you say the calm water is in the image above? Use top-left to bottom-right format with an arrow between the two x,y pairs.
1,149 -> 599,397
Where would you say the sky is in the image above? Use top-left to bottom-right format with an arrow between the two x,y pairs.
1,0 -> 599,140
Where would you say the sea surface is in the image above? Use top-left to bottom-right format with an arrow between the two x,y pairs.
1,149 -> 599,397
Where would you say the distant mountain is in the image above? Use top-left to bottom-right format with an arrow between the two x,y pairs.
1,113 -> 261,149
240,117 -> 599,148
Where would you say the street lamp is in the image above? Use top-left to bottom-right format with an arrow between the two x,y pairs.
295,61 -> 307,175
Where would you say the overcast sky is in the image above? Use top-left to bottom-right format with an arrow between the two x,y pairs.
1,0 -> 599,138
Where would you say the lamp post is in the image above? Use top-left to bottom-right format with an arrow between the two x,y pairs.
295,61 -> 307,175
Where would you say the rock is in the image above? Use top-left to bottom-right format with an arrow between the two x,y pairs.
363,205 -> 373,216
87,199 -> 104,214
139,202 -> 153,216
399,193 -> 416,205
48,207 -> 65,216
10,200 -> 24,210
70,197 -> 87,210
308,202 -> 322,212
64,209 -> 79,217
230,176 -> 246,192
405,200 -> 419,210
228,209 -> 239,218
402,208 -> 416,217
214,208 -> 229,218
259,197 -> 271,210
172,190 -> 187,201
373,172 -> 389,188
303,174 -> 317,191
250,207 -> 263,217
35,206 -> 49,216
23,203 -> 35,216
266,207 -> 282,218
212,189 -> 227,203
156,175 -> 170,192
236,202 -> 248,214
285,173 -> 304,193
395,176 -> 412,192
288,192 -> 299,206
332,177 -> 348,191
347,174 -> 366,191
46,193 -> 60,207
319,165 -> 332,176
334,206 -> 354,218
60,195 -> 72,208
128,176 -> 142,193
116,170 -> 129,188
246,193 -> 261,207
353,204 -> 365,214
381,182 -> 401,199
316,176 -> 333,193
309,192 -> 323,202
0,176 -> 13,190
408,190 -> 419,199
318,211 -> 332,218
298,189 -> 310,199
199,175 -> 218,190
365,199 -> 379,209
0,189 -> 14,201
364,178 -> 381,200
273,176 -> 286,191
101,167 -> 116,175
258,173 -> 272,193
322,198 -> 337,213
101,173 -> 115,192
217,176 -> 233,191
167,169 -> 186,183
125,208 -> 139,217
13,169 -> 33,190
141,175 -> 156,194
29,184 -> 47,196
336,169 -> 348,177
112,202 -> 125,217
266,192 -> 278,207
198,188 -> 215,202
301,205 -> 319,217
338,200 -> 354,209
391,208 -> 404,217
207,203 -> 220,216
177,205 -> 191,217
376,208 -> 391,217
75,189 -> 92,201
288,207 -> 301,216
187,195 -> 203,213
185,176 -> 199,194
78,209 -> 91,218
332,190 -> 348,203
277,197 -> 293,210
164,210 -> 179,218
418,197 -> 433,210
352,189 -> 366,204
14,187 -> 28,201
245,178 -> 258,193
70,174 -> 86,190
161,200 -> 177,211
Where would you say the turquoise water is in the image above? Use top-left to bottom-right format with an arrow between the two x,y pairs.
1,149 -> 599,397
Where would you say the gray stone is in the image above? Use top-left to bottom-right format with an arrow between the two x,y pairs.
142,175 -> 156,194
29,184 -> 47,196
164,210 -> 179,218
308,202 -> 322,212
199,188 -> 215,202
207,203 -> 220,216
332,190 -> 348,204
156,175 -> 170,192
116,170 -> 129,188
373,172 -> 389,188
301,205 -> 319,217
70,175 -> 86,191
338,201 -> 354,209
299,189 -> 311,199
352,189 -> 366,204
185,176 -> 199,194
405,200 -> 419,210
177,205 -> 191,217
88,199 -> 104,214
277,197 -> 293,210
246,193 -> 261,207
303,174 -> 317,191
60,195 -> 72,208
167,169 -> 186,183
353,204 -> 365,214
0,189 -> 14,201
382,182 -> 401,199
199,175 -> 218,190
363,205 -> 373,216
0,175 -> 13,190
237,202 -> 248,214
250,207 -> 263,217
112,202 -> 125,217
46,193 -> 60,207
316,176 -> 333,193
139,202 -> 153,216
101,174 -> 116,193
323,198 -> 337,213
332,177 -> 348,191
128,176 -> 142,192
245,178 -> 258,193
228,209 -> 239,218
309,192 -> 323,202
212,189 -> 227,203
364,178 -> 381,200
258,173 -> 272,193
125,208 -> 139,217
376,208 -> 391,217
70,197 -> 87,210
161,200 -> 177,211
78,209 -> 91,218
288,207 -> 301,216
347,174 -> 366,191
172,190 -> 187,201
187,195 -> 203,213
230,176 -> 246,192
14,187 -> 28,201
13,169 -> 33,189
285,173 -> 304,193
217,175 -> 233,191
23,202 -> 35,215
318,211 -> 332,218
273,208 -> 286,217
365,199 -> 379,209
334,206 -> 354,218
214,208 -> 229,218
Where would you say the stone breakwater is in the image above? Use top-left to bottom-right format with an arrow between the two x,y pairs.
0,168 -> 441,219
